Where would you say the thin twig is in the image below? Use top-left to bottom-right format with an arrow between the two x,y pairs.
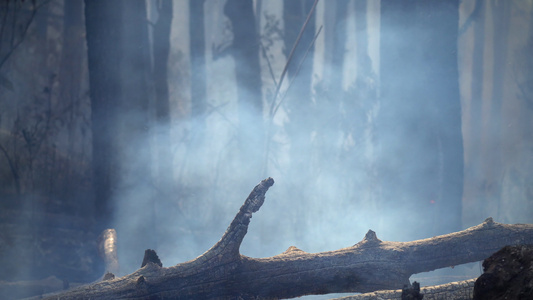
262,0 -> 319,177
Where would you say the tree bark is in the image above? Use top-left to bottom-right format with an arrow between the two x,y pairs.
463,0 -> 487,225
85,0 -> 155,268
152,0 -> 175,213
224,0 -> 264,183
189,0 -> 207,121
84,0 -> 123,230
282,0 -> 317,253
378,0 -> 463,238
38,178 -> 533,299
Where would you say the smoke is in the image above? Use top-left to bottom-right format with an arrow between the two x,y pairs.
3,2 -> 531,299
109,0 -> 477,294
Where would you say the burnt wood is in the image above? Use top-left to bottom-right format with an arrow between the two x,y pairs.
37,178 -> 533,299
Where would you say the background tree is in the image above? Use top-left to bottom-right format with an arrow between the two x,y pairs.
463,0 -> 486,224
85,0 -> 154,272
378,0 -> 464,238
152,0 -> 174,214
282,0 -> 316,246
189,0 -> 207,128
482,0 -> 510,221
84,0 -> 123,231
224,0 -> 264,187
57,0 -> 90,215
340,0 -> 379,220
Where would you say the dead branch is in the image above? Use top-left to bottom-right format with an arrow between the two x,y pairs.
38,178 -> 533,299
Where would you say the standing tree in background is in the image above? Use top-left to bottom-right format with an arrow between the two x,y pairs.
153,0 -> 174,205
312,0 -> 349,206
463,0 -> 486,223
57,0 -> 91,213
224,0 -> 264,184
189,0 -> 207,131
484,0 -> 510,219
85,0 -> 155,271
282,0 -> 316,242
340,0 -> 379,212
378,0 -> 464,238
315,0 -> 349,166
84,0 -> 123,230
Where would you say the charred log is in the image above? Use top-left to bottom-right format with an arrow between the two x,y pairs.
29,178 -> 533,299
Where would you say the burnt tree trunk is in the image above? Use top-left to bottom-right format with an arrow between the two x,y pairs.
224,0 -> 264,184
37,178 -> 533,299
85,0 -> 155,269
152,0 -> 174,211
84,0 -> 123,230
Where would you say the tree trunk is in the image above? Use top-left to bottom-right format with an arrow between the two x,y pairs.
37,178 -> 533,300
85,0 -> 155,269
378,0 -> 463,239
282,0 -> 316,250
187,0 -> 207,172
463,0 -> 487,226
115,0 -> 156,270
84,0 -> 123,230
189,0 -> 207,121
152,0 -> 174,208
224,0 -> 264,183
58,0 -> 87,214
484,0 -> 510,220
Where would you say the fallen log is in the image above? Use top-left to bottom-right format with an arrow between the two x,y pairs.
332,279 -> 476,300
38,178 -> 533,299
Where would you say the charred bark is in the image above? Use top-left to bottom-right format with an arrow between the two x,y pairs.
37,178 -> 533,299
84,0 -> 123,230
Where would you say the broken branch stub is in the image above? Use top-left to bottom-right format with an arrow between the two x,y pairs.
205,177 -> 275,260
